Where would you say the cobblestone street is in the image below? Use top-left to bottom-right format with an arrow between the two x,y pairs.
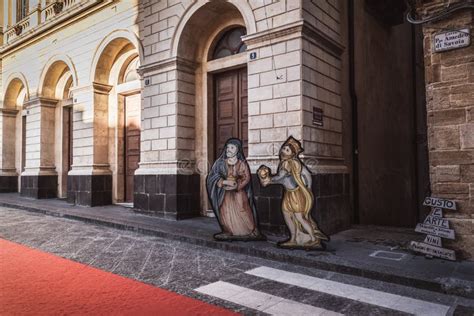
1,207 -> 473,315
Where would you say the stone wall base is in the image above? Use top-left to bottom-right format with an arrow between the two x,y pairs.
67,175 -> 112,206
20,175 -> 57,199
0,176 -> 18,193
133,174 -> 200,220
252,173 -> 351,236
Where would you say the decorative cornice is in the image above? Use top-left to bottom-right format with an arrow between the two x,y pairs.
302,22 -> 345,57
242,20 -> 305,46
139,56 -> 198,76
92,82 -> 113,95
24,96 -> 59,109
0,107 -> 20,117
242,20 -> 345,57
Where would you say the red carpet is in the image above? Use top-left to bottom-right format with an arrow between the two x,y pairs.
0,239 -> 237,315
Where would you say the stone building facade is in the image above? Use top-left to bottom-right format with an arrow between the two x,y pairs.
135,0 -> 350,233
0,0 -> 142,205
0,0 -> 472,258
415,0 -> 474,257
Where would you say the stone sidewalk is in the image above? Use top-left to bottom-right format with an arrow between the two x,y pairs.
0,193 -> 473,299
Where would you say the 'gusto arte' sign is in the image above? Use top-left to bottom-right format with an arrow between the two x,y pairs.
434,28 -> 470,53
410,197 -> 457,261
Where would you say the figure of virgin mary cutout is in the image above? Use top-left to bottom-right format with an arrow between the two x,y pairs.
206,138 -> 265,241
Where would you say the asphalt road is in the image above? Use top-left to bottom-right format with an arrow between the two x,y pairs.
0,206 -> 472,315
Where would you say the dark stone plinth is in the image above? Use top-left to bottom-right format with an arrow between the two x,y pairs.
0,176 -> 18,193
67,175 -> 112,206
20,175 -> 57,199
252,173 -> 351,236
133,174 -> 200,220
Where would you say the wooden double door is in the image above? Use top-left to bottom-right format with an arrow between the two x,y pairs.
124,94 -> 141,203
214,68 -> 248,158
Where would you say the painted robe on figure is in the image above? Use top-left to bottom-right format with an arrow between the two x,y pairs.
258,136 -> 329,249
206,139 -> 263,241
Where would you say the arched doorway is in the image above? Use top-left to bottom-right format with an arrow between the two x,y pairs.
116,56 -> 141,203
0,76 -> 28,193
39,59 -> 76,198
210,27 -> 248,158
92,35 -> 141,204
175,2 -> 249,216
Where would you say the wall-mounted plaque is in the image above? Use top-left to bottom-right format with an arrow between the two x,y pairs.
434,28 -> 470,53
312,107 -> 323,126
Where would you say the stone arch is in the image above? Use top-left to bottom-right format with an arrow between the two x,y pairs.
3,73 -> 29,108
90,29 -> 143,84
168,1 -> 252,216
171,0 -> 256,57
55,71 -> 73,100
110,50 -> 140,87
88,31 -> 143,204
38,55 -> 78,98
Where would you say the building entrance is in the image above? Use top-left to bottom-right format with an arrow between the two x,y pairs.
214,67 -> 248,158
124,93 -> 141,203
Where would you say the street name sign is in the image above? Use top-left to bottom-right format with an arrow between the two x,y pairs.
434,28 -> 470,53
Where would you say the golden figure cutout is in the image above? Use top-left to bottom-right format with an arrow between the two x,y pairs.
258,136 -> 329,250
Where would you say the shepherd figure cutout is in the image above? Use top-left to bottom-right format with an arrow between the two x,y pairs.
258,136 -> 329,250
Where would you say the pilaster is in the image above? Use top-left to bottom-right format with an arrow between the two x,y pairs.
66,83 -> 113,206
0,107 -> 19,192
135,57 -> 200,218
19,97 -> 58,199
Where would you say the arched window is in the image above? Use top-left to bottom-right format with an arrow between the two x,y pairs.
122,57 -> 139,83
212,27 -> 247,60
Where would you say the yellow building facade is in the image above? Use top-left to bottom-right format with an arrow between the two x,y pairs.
1,0 -> 141,205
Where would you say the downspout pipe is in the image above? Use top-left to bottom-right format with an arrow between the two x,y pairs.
348,0 -> 359,224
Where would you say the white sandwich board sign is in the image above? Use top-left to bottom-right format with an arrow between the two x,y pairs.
410,198 -> 457,261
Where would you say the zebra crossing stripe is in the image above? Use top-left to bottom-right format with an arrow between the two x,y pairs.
246,267 -> 450,316
195,281 -> 342,316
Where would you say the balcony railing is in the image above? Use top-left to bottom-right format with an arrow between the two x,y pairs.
3,0 -> 89,45
43,0 -> 78,22
5,17 -> 30,44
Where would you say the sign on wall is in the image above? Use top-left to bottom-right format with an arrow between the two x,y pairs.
312,107 -> 323,126
434,28 -> 471,53
410,198 -> 457,261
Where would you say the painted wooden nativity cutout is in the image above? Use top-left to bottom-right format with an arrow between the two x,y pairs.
206,138 -> 265,241
258,136 -> 329,250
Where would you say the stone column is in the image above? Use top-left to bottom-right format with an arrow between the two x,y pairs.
67,83 -> 113,206
21,96 -> 58,198
135,57 -> 200,219
416,1 -> 474,258
243,20 -> 350,235
0,107 -> 19,192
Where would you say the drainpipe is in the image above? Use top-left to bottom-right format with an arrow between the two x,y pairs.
348,0 -> 359,224
411,24 -> 420,223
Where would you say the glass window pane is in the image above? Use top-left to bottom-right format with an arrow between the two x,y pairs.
212,27 -> 247,60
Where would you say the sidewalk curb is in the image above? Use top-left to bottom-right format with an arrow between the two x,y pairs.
1,201 -> 472,299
